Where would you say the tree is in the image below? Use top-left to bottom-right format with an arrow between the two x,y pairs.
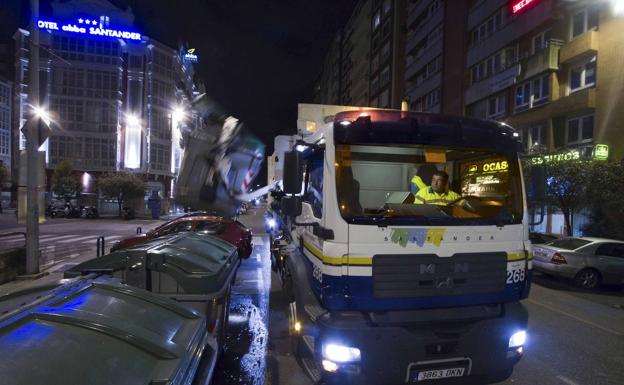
582,161 -> 624,240
98,172 -> 145,217
51,160 -> 80,202
542,160 -> 591,236
0,162 -> 8,188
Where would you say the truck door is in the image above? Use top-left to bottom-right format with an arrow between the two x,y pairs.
301,157 -> 325,295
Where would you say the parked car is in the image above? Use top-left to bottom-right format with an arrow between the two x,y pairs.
529,232 -> 561,244
533,237 -> 624,289
111,215 -> 253,258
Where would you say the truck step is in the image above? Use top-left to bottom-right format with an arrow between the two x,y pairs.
302,334 -> 315,354
300,356 -> 321,383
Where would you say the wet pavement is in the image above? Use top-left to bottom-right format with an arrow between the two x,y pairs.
213,208 -> 272,385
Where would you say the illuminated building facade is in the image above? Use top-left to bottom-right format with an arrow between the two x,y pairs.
466,0 -> 624,234
12,0 -> 201,213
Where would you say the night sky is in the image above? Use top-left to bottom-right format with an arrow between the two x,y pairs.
1,0 -> 358,179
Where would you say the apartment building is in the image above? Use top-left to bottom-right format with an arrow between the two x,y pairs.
404,0 -> 469,114
314,0 -> 406,109
0,76 -> 10,172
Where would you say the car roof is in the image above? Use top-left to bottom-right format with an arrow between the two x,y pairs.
577,237 -> 624,243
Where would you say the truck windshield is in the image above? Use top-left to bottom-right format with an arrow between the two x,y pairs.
335,144 -> 523,226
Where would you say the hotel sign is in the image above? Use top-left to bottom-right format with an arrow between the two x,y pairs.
184,48 -> 198,63
37,17 -> 141,41
510,0 -> 539,14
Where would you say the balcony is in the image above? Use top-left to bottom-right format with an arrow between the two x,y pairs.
560,30 -> 599,64
406,7 -> 444,53
467,0 -> 506,30
467,0 -> 555,67
406,72 -> 442,101
507,88 -> 595,128
407,0 -> 433,28
464,64 -> 521,105
516,40 -> 562,83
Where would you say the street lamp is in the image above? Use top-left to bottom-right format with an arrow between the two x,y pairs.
611,0 -> 624,15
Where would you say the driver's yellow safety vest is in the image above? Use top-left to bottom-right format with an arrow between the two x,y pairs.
414,187 -> 461,205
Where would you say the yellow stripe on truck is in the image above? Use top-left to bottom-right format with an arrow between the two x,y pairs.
304,241 -> 530,266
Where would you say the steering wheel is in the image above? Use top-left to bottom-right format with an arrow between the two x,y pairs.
445,195 -> 484,212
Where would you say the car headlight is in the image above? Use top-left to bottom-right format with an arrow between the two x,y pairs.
508,330 -> 527,348
322,343 -> 361,363
266,218 -> 276,228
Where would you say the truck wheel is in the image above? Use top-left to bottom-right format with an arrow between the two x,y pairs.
575,269 -> 601,289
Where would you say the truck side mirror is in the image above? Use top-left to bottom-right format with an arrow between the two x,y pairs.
281,196 -> 302,217
283,150 -> 303,195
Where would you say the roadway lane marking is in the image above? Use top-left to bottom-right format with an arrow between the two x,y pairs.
253,236 -> 264,245
57,235 -> 98,243
40,234 -> 81,242
557,375 -> 581,385
528,298 -> 624,337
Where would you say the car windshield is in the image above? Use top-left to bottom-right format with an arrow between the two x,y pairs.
544,238 -> 593,250
335,144 -> 523,225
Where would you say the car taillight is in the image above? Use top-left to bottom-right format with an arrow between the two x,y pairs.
551,253 -> 567,264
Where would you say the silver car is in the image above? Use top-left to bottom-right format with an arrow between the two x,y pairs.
532,237 -> 624,289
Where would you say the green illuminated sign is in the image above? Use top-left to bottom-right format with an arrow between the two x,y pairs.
594,144 -> 609,160
530,150 -> 580,165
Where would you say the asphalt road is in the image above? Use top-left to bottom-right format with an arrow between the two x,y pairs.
2,207 -> 623,385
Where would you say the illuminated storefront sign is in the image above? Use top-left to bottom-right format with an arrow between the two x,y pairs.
594,144 -> 609,160
510,0 -> 538,14
37,17 -> 141,41
184,48 -> 198,63
530,150 -> 580,165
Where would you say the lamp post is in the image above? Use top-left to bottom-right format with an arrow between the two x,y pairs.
25,0 -> 41,276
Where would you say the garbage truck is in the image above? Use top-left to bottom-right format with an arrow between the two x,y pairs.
267,104 -> 531,385
175,92 -> 273,217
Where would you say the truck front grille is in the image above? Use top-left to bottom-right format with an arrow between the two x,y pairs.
372,252 -> 507,298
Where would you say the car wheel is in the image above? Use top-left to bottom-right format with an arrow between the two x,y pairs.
575,268 -> 602,289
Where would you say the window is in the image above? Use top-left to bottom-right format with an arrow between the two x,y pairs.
428,0 -> 441,15
383,0 -> 392,15
195,221 -> 226,234
571,5 -> 599,38
425,88 -> 440,109
371,75 -> 379,93
566,115 -> 594,144
471,7 -> 507,45
532,75 -> 550,105
515,75 -> 549,111
569,57 -> 596,92
371,54 -> 380,73
595,243 -> 624,258
380,89 -> 390,108
305,158 -> 323,218
487,94 -> 506,118
381,41 -> 391,62
373,11 -> 381,30
532,29 -> 551,54
380,66 -> 390,85
427,24 -> 443,47
382,20 -> 391,38
426,56 -> 441,77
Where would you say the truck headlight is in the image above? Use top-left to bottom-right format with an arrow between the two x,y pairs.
322,343 -> 361,363
508,330 -> 527,348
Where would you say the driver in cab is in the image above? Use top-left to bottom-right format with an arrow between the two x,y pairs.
414,171 -> 460,205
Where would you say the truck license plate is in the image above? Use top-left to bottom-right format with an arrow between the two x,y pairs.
415,367 -> 465,381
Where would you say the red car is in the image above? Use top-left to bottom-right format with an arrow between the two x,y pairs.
110,214 -> 253,258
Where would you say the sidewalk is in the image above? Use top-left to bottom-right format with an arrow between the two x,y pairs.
0,212 -> 164,296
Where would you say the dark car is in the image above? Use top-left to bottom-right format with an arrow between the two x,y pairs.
111,215 -> 253,258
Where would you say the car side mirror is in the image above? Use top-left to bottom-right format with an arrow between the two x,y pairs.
283,150 -> 303,195
281,196 -> 302,217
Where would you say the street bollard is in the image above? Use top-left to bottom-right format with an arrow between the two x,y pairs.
96,236 -> 105,257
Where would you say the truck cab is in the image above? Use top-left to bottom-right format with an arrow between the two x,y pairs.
272,106 -> 531,385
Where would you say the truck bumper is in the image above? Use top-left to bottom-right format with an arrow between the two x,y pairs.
309,302 -> 528,385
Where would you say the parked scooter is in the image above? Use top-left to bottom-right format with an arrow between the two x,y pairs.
122,207 -> 136,220
81,206 -> 99,219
